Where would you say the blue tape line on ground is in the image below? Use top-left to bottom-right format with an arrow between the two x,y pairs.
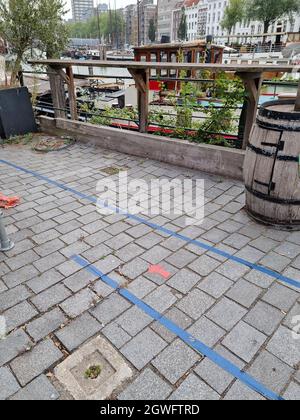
72,254 -> 284,401
1,158 -> 300,290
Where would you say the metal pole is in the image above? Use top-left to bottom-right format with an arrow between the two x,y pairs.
0,211 -> 14,252
137,0 -> 141,47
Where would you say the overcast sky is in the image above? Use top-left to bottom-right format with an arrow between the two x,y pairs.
65,0 -> 157,19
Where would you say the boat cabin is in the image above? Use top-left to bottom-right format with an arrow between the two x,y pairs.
134,41 -> 224,90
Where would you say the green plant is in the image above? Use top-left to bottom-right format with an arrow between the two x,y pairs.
85,365 -> 102,380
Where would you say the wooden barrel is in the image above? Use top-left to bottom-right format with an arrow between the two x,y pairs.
244,100 -> 300,230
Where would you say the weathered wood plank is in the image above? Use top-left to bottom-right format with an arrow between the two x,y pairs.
295,79 -> 300,112
48,66 -> 67,119
129,68 -> 149,133
66,66 -> 78,120
28,59 -> 297,74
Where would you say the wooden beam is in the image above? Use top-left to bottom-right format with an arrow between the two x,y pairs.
28,59 -> 297,74
129,68 -> 149,133
237,72 -> 263,150
48,66 -> 67,119
66,66 -> 78,120
295,79 -> 300,112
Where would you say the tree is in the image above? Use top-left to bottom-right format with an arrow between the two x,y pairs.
178,8 -> 187,42
221,0 -> 245,43
0,0 -> 68,85
67,10 -> 125,47
245,0 -> 300,38
36,0 -> 69,59
148,18 -> 156,43
0,0 -> 40,84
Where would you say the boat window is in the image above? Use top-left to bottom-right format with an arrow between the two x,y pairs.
169,53 -> 177,77
151,53 -> 157,77
140,54 -> 147,62
160,52 -> 168,77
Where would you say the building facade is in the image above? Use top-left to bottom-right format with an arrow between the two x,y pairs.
171,2 -> 184,42
124,4 -> 138,47
71,0 -> 94,22
185,0 -> 201,41
140,0 -> 157,45
157,0 -> 181,42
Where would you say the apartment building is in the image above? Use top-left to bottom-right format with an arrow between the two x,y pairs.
140,0 -> 158,45
157,0 -> 181,42
71,0 -> 94,22
185,0 -> 201,41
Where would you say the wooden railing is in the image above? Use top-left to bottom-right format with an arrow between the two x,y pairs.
28,59 -> 300,149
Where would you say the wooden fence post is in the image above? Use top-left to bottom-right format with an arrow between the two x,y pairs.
48,66 -> 67,119
295,79 -> 300,112
129,68 -> 149,133
237,72 -> 263,150
66,66 -> 78,120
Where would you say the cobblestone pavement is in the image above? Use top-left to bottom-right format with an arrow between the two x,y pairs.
0,142 -> 299,401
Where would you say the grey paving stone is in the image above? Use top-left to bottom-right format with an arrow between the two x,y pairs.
0,285 -> 31,312
92,279 -> 114,298
244,270 -> 274,289
262,283 -> 299,312
31,284 -> 71,312
223,381 -> 265,400
206,297 -> 247,330
3,301 -> 38,333
267,326 -> 300,368
126,277 -> 156,298
201,228 -> 228,244
216,260 -> 250,281
116,307 -> 152,336
222,321 -> 267,363
275,241 -> 300,259
176,289 -> 215,320
195,345 -> 245,394
10,375 -> 59,401
64,269 -> 97,293
90,293 -> 131,326
151,307 -> 193,343
0,367 -> 20,400
140,246 -> 172,264
245,301 -> 284,336
136,232 -> 162,249
118,369 -> 172,400
81,243 -> 112,263
125,224 -> 153,239
0,329 -> 32,366
249,237 -> 278,253
119,257 -> 149,280
168,269 -> 200,294
33,252 -> 66,273
166,249 -> 197,269
59,288 -> 98,318
223,233 -> 250,249
102,322 -> 131,349
152,339 -> 199,384
121,328 -> 167,370
282,301 -> 300,330
55,313 -> 102,352
26,308 -> 67,342
235,246 -> 265,264
169,373 -> 219,400
6,250 -> 39,271
115,243 -> 144,263
26,269 -> 64,294
0,279 -> 7,293
188,255 -> 221,276
35,239 -> 65,258
225,279 -> 262,308
145,285 -> 177,313
187,316 -> 225,347
3,265 -> 39,289
10,339 -> 63,386
283,382 -> 300,400
93,255 -> 122,275
259,252 -> 290,272
197,272 -> 233,298
247,351 -> 293,394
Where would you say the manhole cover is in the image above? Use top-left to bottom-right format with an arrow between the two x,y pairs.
55,336 -> 133,400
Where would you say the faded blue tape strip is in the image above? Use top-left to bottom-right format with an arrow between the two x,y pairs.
1,158 -> 300,290
72,254 -> 284,401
